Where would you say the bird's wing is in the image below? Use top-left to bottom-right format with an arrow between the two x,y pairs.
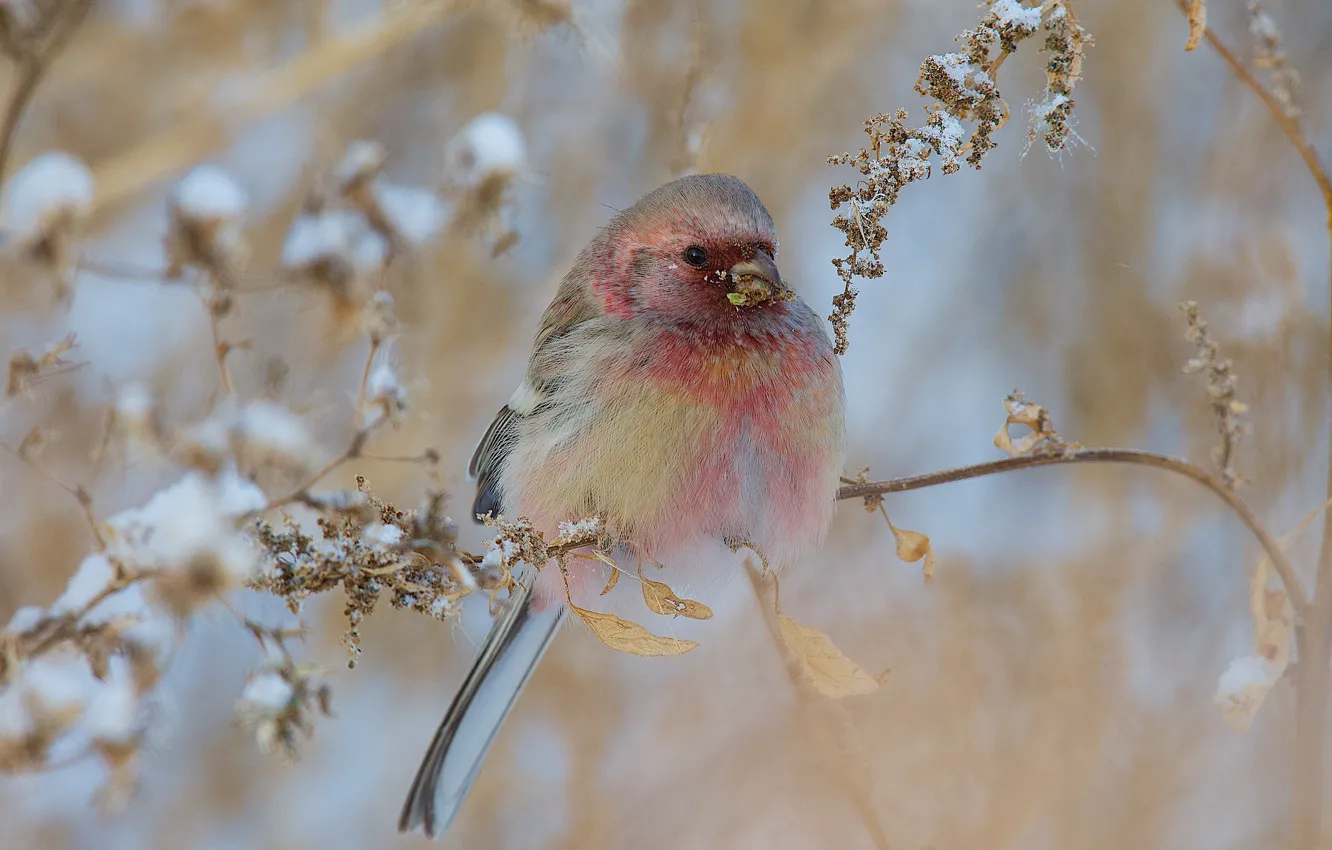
468,404 -> 519,520
468,272 -> 603,521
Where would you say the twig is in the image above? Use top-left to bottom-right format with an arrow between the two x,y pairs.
17,573 -> 152,658
260,338 -> 381,511
0,440 -> 105,550
1168,5 -> 1332,846
1168,0 -> 1331,227
262,432 -> 367,511
836,448 -> 1309,621
356,338 -> 380,410
0,0 -> 95,183
199,286 -> 234,397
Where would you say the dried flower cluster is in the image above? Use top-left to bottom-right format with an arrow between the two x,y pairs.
1180,301 -> 1249,490
0,116 -> 541,801
252,482 -> 473,666
441,112 -> 527,256
827,0 -> 1092,354
0,151 -> 93,303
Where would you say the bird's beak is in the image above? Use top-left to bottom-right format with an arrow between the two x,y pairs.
724,250 -> 795,307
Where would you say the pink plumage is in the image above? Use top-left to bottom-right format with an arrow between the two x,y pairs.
399,174 -> 846,838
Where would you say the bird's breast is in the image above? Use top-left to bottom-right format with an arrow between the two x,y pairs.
505,318 -> 845,567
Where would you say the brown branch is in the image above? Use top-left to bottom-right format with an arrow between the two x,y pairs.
0,440 -> 105,550
1168,0 -> 1332,226
260,338 -> 381,512
17,572 -> 151,658
836,448 -> 1310,621
1168,5 -> 1332,846
199,287 -> 234,396
262,430 -> 367,512
0,0 -> 96,184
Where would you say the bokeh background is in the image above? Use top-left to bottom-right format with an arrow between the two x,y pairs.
2,0 -> 1332,847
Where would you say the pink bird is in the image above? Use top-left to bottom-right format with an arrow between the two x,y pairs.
398,173 -> 846,836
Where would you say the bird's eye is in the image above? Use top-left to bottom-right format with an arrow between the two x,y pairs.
683,245 -> 708,268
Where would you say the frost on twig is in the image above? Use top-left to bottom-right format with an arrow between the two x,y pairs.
827,0 -> 1092,354
1025,1 -> 1093,155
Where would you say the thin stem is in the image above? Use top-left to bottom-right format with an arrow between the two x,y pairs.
0,0 -> 95,184
836,448 -> 1310,621
0,441 -> 105,550
357,338 -> 380,410
0,55 -> 44,183
1169,0 -> 1332,226
199,286 -> 234,396
262,432 -> 366,511
1168,4 -> 1332,844
260,338 -> 382,511
18,573 -> 152,658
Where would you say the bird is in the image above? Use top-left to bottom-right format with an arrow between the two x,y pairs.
398,173 -> 846,837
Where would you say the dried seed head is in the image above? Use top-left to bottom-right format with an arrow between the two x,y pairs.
2,151 -> 95,303
2,151 -> 95,247
165,165 -> 249,282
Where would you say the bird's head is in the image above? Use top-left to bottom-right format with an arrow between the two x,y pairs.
591,174 -> 796,324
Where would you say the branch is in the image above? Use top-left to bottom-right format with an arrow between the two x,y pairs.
259,338 -> 381,511
0,439 -> 106,550
0,0 -> 96,183
837,448 -> 1310,621
1167,4 -> 1332,846
1168,0 -> 1331,226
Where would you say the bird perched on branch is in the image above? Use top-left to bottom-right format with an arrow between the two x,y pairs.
398,173 -> 846,837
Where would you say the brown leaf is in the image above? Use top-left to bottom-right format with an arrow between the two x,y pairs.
1185,0 -> 1207,51
570,604 -> 698,657
773,578 -> 883,698
638,568 -> 713,619
883,512 -> 936,583
593,549 -> 620,595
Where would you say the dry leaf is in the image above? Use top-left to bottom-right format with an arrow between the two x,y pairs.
773,577 -> 884,698
884,512 -> 936,583
570,604 -> 698,657
596,551 -> 620,595
993,391 -> 1079,457
1215,497 -> 1331,728
1185,0 -> 1206,51
639,567 -> 713,619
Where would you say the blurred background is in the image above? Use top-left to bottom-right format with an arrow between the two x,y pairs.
1,0 -> 1332,847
